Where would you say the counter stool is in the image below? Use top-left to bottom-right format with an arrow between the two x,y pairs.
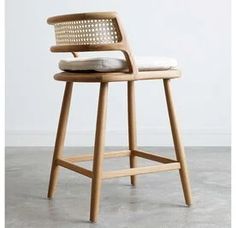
47,12 -> 192,223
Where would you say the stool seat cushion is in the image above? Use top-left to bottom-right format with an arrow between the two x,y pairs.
59,57 -> 178,73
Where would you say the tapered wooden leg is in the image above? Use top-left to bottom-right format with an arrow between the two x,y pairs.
47,82 -> 73,198
127,81 -> 138,186
90,82 -> 109,223
163,79 -> 192,206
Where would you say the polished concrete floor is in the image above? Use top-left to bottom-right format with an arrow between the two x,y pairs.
5,147 -> 230,228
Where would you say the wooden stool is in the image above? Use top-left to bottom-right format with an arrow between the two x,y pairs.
47,12 -> 192,223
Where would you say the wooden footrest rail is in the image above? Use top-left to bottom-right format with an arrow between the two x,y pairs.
56,159 -> 93,178
102,162 -> 180,179
56,150 -> 180,179
63,150 -> 131,163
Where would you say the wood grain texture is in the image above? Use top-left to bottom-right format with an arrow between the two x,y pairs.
54,70 -> 181,83
63,150 -> 131,163
47,82 -> 73,198
90,82 -> 109,223
128,81 -> 137,185
163,79 -> 192,206
47,12 -> 119,24
133,150 -> 177,164
103,163 -> 181,179
56,159 -> 93,178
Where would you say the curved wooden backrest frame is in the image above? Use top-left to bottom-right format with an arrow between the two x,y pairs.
47,12 -> 138,74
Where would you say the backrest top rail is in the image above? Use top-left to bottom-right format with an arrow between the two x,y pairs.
47,11 -> 118,25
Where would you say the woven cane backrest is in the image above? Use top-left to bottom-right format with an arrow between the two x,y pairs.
47,12 -> 137,73
54,18 -> 120,46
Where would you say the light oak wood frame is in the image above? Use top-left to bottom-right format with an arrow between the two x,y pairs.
47,12 -> 192,223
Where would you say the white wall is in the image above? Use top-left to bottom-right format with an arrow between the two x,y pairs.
6,0 -> 231,147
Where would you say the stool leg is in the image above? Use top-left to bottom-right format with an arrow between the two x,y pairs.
90,82 -> 109,223
127,81 -> 137,186
47,82 -> 73,198
163,79 -> 192,206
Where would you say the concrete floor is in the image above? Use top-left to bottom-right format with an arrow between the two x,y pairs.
5,147 -> 230,228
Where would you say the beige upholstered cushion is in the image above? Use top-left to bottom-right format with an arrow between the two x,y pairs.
59,57 -> 178,72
